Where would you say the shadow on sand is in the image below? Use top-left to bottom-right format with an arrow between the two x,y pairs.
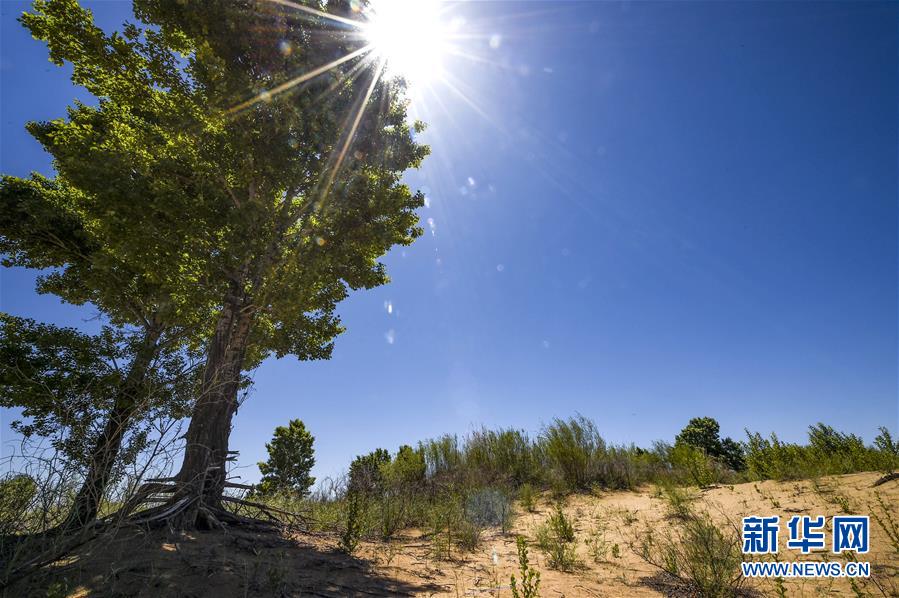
3,525 -> 446,597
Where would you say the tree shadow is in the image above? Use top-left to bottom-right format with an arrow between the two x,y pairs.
4,526 -> 447,597
639,571 -> 762,598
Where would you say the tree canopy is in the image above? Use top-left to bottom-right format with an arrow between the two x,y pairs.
8,0 -> 429,527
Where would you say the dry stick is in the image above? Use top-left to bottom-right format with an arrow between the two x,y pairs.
224,482 -> 255,491
221,496 -> 309,521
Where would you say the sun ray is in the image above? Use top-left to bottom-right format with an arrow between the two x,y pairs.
311,51 -> 379,107
261,0 -> 364,29
319,59 -> 387,201
227,44 -> 374,114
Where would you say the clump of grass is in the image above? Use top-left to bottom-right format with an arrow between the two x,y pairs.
620,508 -> 639,526
455,518 -> 483,552
535,503 -> 580,571
637,505 -> 745,597
427,493 -> 488,558
510,536 -> 541,598
584,516 -> 610,563
870,492 -> 899,555
657,481 -> 697,521
832,493 -> 853,514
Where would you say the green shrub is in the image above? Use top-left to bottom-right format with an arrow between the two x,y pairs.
348,448 -> 391,495
385,444 -> 426,485
510,536 -> 541,598
419,435 -> 462,478
0,474 -> 37,535
657,481 -> 698,521
870,492 -> 899,555
466,428 -> 537,485
539,415 -> 604,491
669,443 -> 718,488
535,503 -> 579,571
873,427 -> 899,475
639,507 -> 745,597
675,417 -> 746,472
584,516 -> 610,563
340,491 -> 365,554
744,431 -> 804,480
519,483 -> 537,512
745,424 -> 884,481
455,518 -> 483,552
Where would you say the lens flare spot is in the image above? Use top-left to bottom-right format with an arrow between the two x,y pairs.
365,0 -> 449,85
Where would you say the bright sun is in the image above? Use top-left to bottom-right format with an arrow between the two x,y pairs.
364,0 -> 449,85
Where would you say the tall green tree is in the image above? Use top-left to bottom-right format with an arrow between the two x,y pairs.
17,0 -> 427,528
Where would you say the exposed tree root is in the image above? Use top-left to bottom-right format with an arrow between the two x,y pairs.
873,472 -> 899,487
2,475 -> 312,588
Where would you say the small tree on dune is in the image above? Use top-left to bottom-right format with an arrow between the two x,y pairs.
256,419 -> 316,497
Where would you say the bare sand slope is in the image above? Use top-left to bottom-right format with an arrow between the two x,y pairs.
7,472 -> 897,597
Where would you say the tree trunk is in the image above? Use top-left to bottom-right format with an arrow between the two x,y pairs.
170,289 -> 254,528
63,327 -> 161,528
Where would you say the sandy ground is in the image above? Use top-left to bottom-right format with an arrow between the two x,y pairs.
5,472 -> 898,597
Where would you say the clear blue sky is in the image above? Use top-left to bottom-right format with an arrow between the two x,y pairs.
1,1 -> 896,483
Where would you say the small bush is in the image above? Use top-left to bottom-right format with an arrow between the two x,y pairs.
873,427 -> 899,475
638,507 -> 744,597
519,483 -> 537,512
535,503 -> 579,571
669,443 -> 719,488
584,516 -> 610,563
419,435 -> 462,478
539,415 -> 603,491
428,494 -> 465,559
675,417 -> 746,473
870,492 -> 899,555
340,492 -> 365,554
348,448 -> 391,495
466,428 -> 537,485
0,474 -> 37,535
455,518 -> 483,552
657,481 -> 697,521
510,536 -> 541,598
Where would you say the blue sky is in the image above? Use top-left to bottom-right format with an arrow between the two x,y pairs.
1,1 -> 896,482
